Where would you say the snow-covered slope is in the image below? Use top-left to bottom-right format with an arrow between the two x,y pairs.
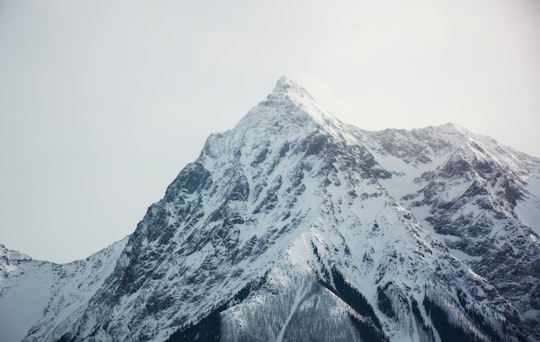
354,122 -> 540,338
0,240 -> 127,342
1,77 -> 538,341
0,245 -> 47,342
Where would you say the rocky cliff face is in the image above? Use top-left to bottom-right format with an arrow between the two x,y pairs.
1,77 -> 538,342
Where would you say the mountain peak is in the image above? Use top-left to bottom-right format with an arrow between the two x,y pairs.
269,75 -> 315,101
234,76 -> 338,138
438,122 -> 460,130
273,75 -> 302,92
435,122 -> 469,135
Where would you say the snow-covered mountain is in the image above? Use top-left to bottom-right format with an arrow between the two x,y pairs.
1,77 -> 539,342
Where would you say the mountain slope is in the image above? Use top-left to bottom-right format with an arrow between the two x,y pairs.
355,123 -> 540,338
1,77 -> 538,342
0,239 -> 127,342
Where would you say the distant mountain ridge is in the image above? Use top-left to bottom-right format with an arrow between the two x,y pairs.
1,77 -> 539,341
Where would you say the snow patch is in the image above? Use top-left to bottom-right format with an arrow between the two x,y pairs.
515,173 -> 540,237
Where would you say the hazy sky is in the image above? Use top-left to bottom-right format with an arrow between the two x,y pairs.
1,0 -> 539,263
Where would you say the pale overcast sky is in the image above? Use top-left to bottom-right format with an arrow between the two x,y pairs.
1,0 -> 539,263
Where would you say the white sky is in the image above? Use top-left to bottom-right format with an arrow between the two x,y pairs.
1,0 -> 539,263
